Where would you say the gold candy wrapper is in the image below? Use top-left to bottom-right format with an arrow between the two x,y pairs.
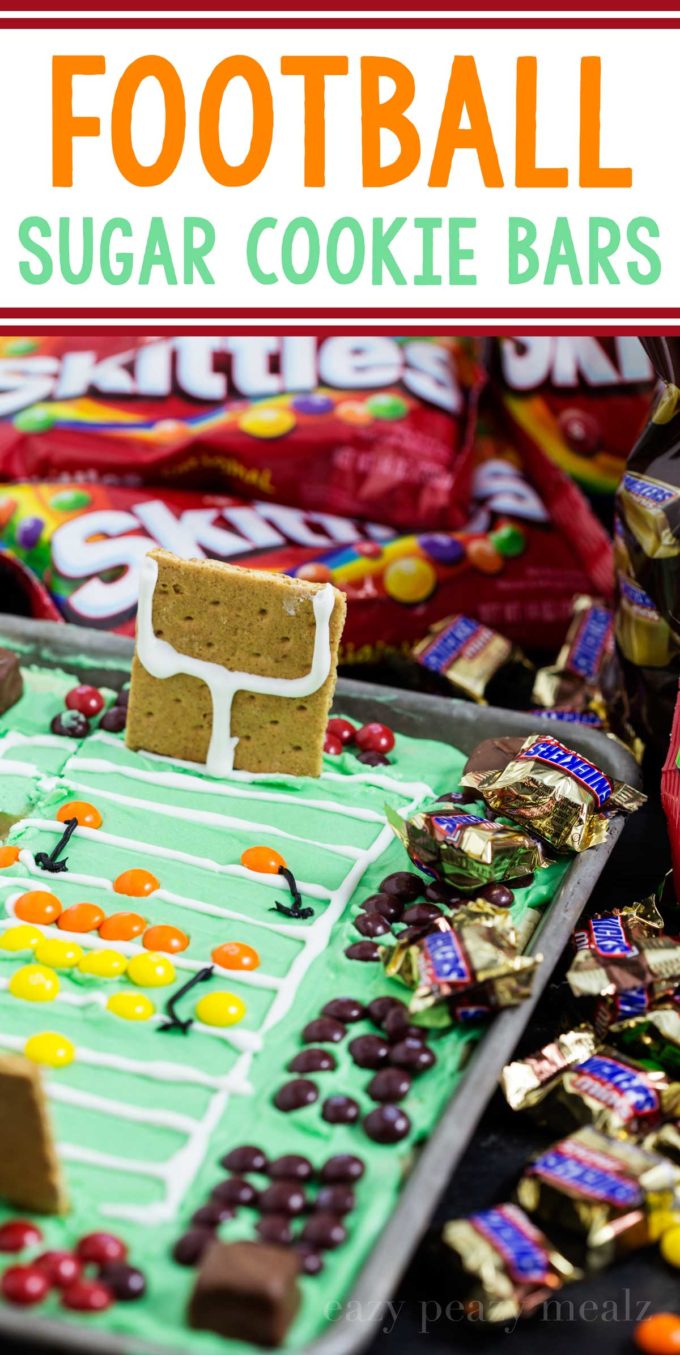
461,733 -> 646,854
644,1121 -> 680,1167
440,1203 -> 579,1323
568,914 -> 680,1002
533,596 -> 614,717
383,907 -> 540,1023
502,1028 -> 680,1135
617,382 -> 680,566
516,1126 -> 680,1268
615,572 -> 680,669
412,613 -> 534,704
385,800 -> 544,892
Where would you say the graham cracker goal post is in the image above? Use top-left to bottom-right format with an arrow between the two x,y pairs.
0,1054 -> 68,1214
126,550 -> 347,778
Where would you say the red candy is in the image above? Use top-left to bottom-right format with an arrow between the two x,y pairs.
65,685 -> 105,718
355,723 -> 395,754
323,732 -> 343,756
61,1278 -> 114,1312
76,1232 -> 127,1266
0,1220 -> 43,1253
34,1251 -> 83,1289
326,718 -> 356,746
1,1265 -> 50,1305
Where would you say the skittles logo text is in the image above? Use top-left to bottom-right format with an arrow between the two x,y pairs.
588,915 -> 638,959
520,738 -> 612,808
573,1056 -> 659,1119
422,930 -> 471,987
471,1206 -> 550,1284
0,336 -> 460,420
531,1145 -> 642,1208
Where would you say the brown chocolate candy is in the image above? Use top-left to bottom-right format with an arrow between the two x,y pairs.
189,1240 -> 300,1345
0,649 -> 22,716
463,735 -> 526,777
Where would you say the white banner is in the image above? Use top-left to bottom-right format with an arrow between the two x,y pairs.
0,22 -> 674,312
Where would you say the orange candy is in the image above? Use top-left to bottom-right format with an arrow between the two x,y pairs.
240,846 -> 287,875
99,911 -> 147,942
56,801 -> 103,830
143,925 -> 189,955
58,903 -> 106,934
0,846 -> 20,869
635,1314 -> 680,1355
466,537 -> 504,575
113,869 -> 160,898
212,941 -> 261,971
14,890 -> 62,925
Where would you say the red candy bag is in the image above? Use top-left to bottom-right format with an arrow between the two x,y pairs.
0,334 -> 481,534
487,336 -> 656,501
0,467 -> 613,656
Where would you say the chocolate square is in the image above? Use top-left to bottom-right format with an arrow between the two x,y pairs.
463,735 -> 526,776
0,648 -> 22,716
188,1240 -> 300,1347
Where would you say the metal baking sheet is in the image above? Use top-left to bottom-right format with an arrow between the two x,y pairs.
0,614 -> 641,1355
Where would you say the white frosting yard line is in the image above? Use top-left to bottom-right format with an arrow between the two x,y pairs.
72,749 -> 387,824
0,730 -> 437,1224
0,759 -> 47,777
0,1032 -> 250,1092
0,976 -> 262,1055
322,769 -> 435,800
26,795 -> 363,862
47,1083 -> 200,1136
0,732 -> 75,757
125,783 -> 431,1224
136,554 -> 335,776
13,852 -> 327,933
59,1144 -> 169,1181
103,1078 -> 237,1225
0,914 -> 282,992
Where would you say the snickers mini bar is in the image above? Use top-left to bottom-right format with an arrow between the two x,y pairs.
440,1203 -> 578,1323
385,801 -> 544,892
412,613 -> 534,705
502,1028 -> 680,1136
461,733 -> 646,853
516,1126 -> 680,1266
533,595 -> 614,716
568,909 -> 680,1002
383,907 -> 540,1021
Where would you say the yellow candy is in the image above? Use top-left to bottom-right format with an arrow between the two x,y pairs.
35,938 -> 84,970
78,949 -> 127,979
9,964 -> 59,1003
238,407 -> 295,439
660,1224 -> 680,1268
127,952 -> 176,988
24,1031 -> 75,1069
0,925 -> 42,953
195,991 -> 246,1028
107,991 -> 156,1022
383,555 -> 437,604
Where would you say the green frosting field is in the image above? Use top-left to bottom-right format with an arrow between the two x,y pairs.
0,666 -> 569,1352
